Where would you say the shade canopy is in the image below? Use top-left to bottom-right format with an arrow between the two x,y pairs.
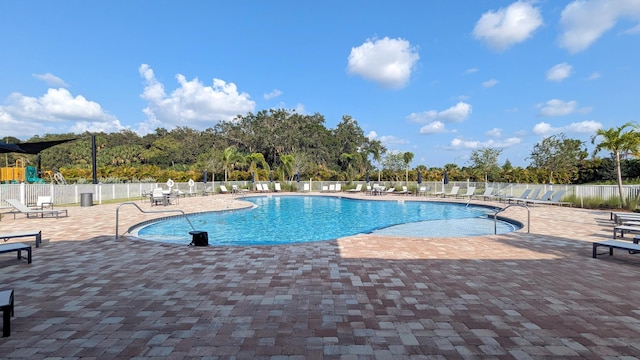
443,171 -> 449,184
417,171 -> 422,184
0,139 -> 76,154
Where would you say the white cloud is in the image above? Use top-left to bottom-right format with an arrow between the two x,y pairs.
587,72 -> 601,80
419,121 -> 447,134
0,88 -> 123,138
264,89 -> 282,100
408,102 -> 472,124
366,131 -> 377,140
465,68 -> 479,74
482,79 -> 499,87
347,37 -> 420,89
485,128 -> 502,137
559,0 -> 640,53
32,73 -> 69,87
623,23 -> 640,34
449,136 -> 522,150
379,135 -> 409,145
472,1 -> 543,51
532,120 -> 602,136
138,64 -> 255,132
546,63 -> 573,82
537,99 -> 591,117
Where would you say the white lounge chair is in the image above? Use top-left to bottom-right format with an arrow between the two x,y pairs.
459,186 -> 476,199
394,186 -> 411,195
417,186 -> 429,196
443,186 -> 460,198
220,185 -> 230,194
527,190 -> 571,207
473,187 -> 494,200
5,199 -> 68,219
335,183 -> 342,192
346,184 -> 363,192
524,190 -> 553,205
274,183 -> 282,192
502,189 -> 531,203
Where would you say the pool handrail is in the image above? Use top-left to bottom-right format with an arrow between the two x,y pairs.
493,203 -> 530,234
115,202 -> 196,239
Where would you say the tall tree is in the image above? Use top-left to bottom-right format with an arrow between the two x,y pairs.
468,147 -> 502,182
221,147 -> 242,182
403,151 -> 414,184
591,122 -> 640,208
529,134 -> 587,184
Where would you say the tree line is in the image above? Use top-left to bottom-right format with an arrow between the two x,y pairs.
3,110 -> 639,191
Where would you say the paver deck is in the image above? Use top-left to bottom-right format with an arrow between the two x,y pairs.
1,193 -> 639,359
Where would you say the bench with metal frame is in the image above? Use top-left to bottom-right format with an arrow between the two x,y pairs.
0,289 -> 14,337
0,243 -> 32,264
1,230 -> 42,248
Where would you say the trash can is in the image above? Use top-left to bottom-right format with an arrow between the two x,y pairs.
189,231 -> 209,246
80,193 -> 93,207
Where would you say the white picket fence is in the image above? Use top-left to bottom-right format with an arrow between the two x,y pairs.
0,181 -> 639,209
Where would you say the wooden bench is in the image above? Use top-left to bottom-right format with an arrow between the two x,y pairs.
0,243 -> 32,264
0,289 -> 13,337
1,230 -> 42,248
592,240 -> 640,258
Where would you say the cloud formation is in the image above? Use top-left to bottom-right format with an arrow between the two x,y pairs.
449,136 -> 522,150
347,37 -> 419,89
537,99 -> 591,117
0,88 -> 122,138
139,64 -> 255,133
559,0 -> 640,53
264,89 -> 282,100
473,1 -> 543,50
546,63 -> 573,82
32,73 -> 69,87
532,120 -> 602,136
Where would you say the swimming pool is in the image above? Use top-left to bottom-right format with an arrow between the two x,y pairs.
131,195 -> 520,246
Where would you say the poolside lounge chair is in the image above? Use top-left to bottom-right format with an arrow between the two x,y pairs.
274,183 -> 282,192
473,187 -> 494,200
220,185 -> 230,194
514,188 -> 539,204
394,186 -> 411,195
335,183 -> 342,192
29,196 -> 53,210
5,199 -> 68,219
458,186 -> 476,199
383,187 -> 395,195
527,190 -> 571,207
346,184 -> 363,193
502,189 -> 531,203
417,186 -> 429,196
524,190 -> 554,205
328,184 -> 336,192
442,186 -> 460,198
321,185 -> 329,192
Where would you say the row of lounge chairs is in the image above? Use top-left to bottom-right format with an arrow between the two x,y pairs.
593,211 -> 640,258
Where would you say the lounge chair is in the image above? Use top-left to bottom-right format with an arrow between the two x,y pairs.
458,186 -> 476,199
5,199 -> 68,219
346,184 -> 363,193
29,196 -> 53,210
527,190 -> 571,207
384,187 -> 396,195
274,183 -> 282,192
473,187 -> 494,200
593,239 -> 640,258
443,186 -> 460,198
394,186 -> 411,195
366,185 -> 373,195
514,188 -> 539,204
255,183 -> 265,192
524,190 -> 554,205
300,183 -> 310,192
417,186 -> 429,196
328,184 -> 336,192
335,183 -> 342,192
501,189 -> 531,203
321,185 -> 329,192
220,185 -> 230,194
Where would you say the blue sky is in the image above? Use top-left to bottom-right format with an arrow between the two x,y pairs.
1,0 -> 639,167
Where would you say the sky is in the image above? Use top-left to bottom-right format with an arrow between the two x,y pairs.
1,0 -> 639,168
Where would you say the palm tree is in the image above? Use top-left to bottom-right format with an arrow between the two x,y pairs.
368,141 -> 386,182
221,147 -> 241,182
591,122 -> 640,208
403,151 -> 414,185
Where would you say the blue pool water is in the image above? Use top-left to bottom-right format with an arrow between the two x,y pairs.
132,196 -> 519,246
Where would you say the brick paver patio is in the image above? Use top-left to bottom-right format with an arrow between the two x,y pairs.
1,193 -> 639,359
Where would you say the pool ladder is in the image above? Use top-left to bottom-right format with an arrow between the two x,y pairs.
115,202 -> 196,239
492,203 -> 530,234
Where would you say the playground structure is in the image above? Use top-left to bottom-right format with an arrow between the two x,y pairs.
0,159 -> 56,184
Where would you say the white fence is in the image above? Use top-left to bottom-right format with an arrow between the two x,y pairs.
1,181 -> 639,209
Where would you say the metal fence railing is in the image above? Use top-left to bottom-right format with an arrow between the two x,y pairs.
0,181 -> 638,209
